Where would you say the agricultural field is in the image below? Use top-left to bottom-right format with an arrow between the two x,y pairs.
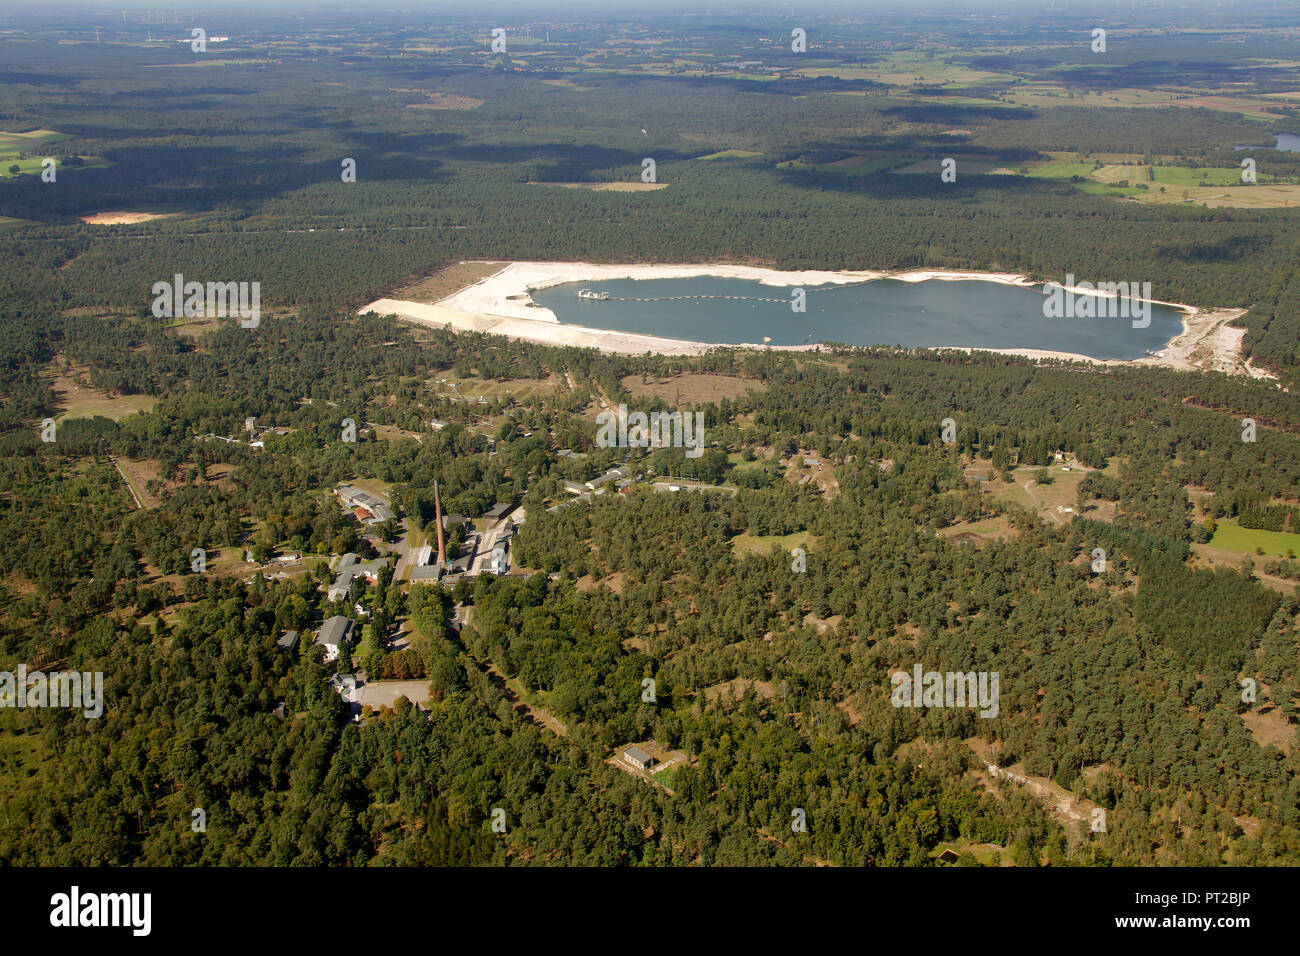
526,181 -> 668,191
893,158 -> 1012,175
0,128 -> 71,153
797,52 -> 1017,88
140,59 -> 267,69
996,78 -> 1300,120
1194,185 -> 1300,208
0,128 -> 107,178
1002,85 -> 1191,110
1023,154 -> 1298,206
696,149 -> 763,160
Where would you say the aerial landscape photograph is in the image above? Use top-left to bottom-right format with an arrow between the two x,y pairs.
0,0 -> 1297,932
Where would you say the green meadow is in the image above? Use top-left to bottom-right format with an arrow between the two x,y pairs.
1210,520 -> 1300,556
0,129 -> 105,178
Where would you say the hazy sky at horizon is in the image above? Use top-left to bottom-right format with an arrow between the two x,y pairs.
0,0 -> 1249,12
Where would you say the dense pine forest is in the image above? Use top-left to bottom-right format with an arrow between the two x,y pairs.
0,7 -> 1297,867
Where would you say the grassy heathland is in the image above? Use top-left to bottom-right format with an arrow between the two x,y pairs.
1209,520 -> 1300,557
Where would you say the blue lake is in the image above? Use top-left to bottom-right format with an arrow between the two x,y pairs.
533,276 -> 1185,360
1235,132 -> 1300,152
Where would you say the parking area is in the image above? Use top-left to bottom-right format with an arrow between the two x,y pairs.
357,679 -> 431,711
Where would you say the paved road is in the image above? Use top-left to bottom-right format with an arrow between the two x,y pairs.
469,519 -> 507,576
385,517 -> 418,581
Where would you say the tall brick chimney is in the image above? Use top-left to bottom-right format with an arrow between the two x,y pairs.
434,479 -> 447,567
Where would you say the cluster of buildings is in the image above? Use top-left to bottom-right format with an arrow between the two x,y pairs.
335,484 -> 395,526
551,465 -> 635,513
327,553 -> 386,601
243,417 -> 294,450
294,485 -> 528,714
409,552 -> 465,583
481,503 -> 517,576
407,500 -> 519,582
577,464 -> 634,493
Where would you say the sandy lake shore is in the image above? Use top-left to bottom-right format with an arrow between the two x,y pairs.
359,260 -> 1268,377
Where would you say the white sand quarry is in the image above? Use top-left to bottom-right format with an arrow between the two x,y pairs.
360,260 -> 1261,375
